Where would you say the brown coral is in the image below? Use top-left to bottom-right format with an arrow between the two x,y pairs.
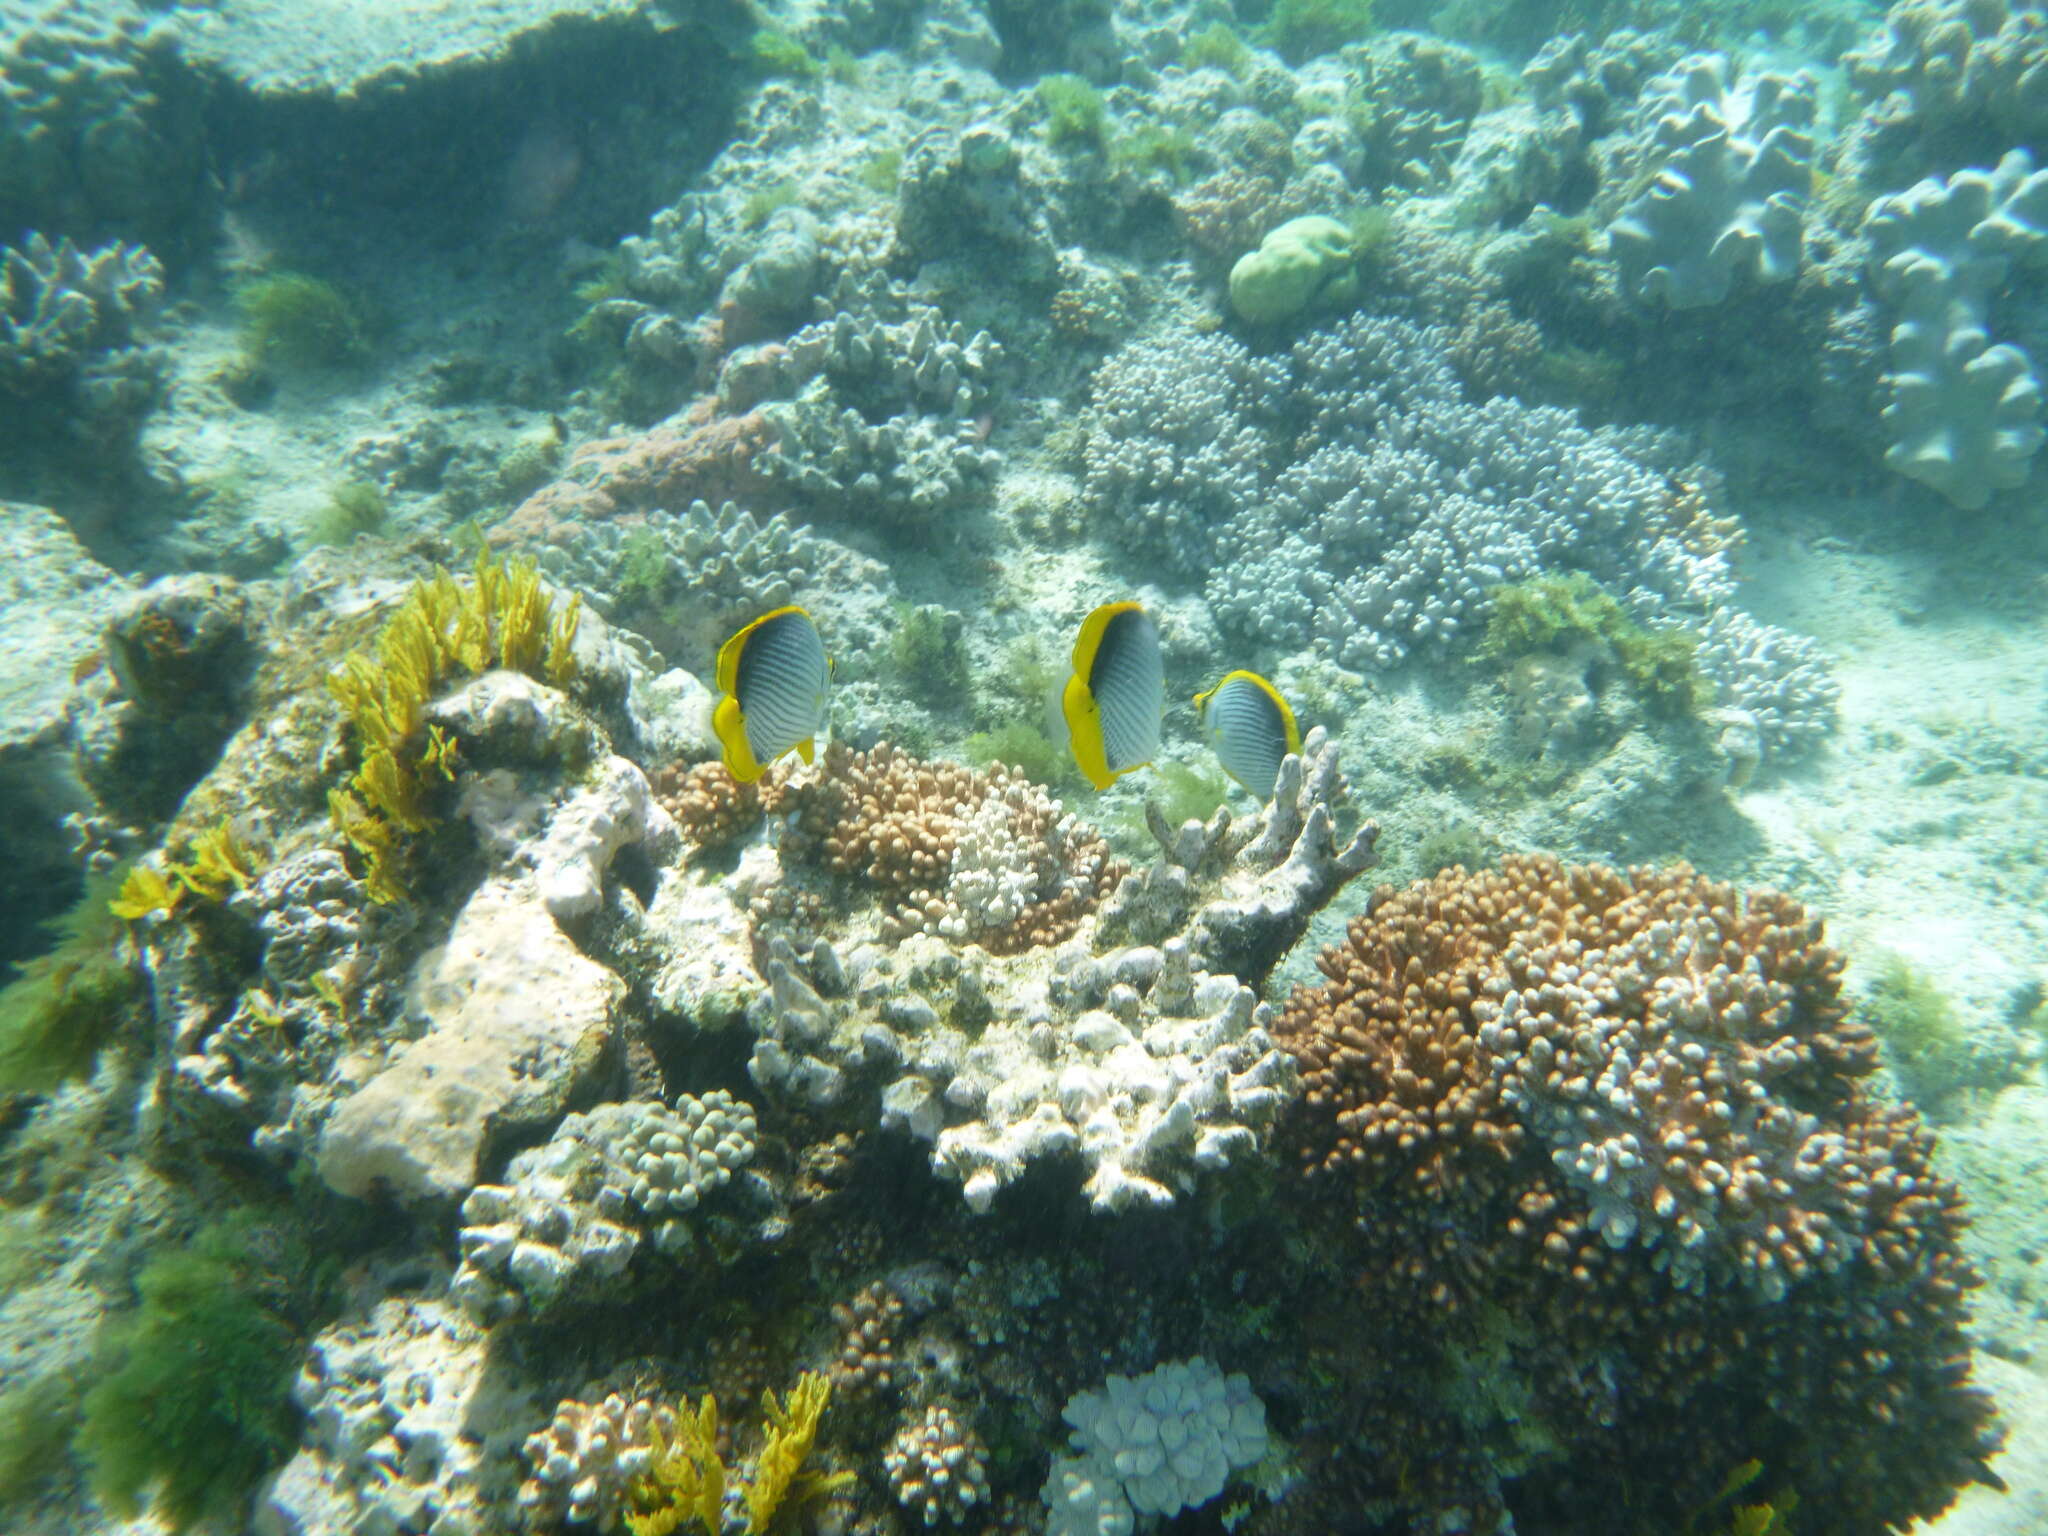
1267,855 -> 2001,1535
829,1280 -> 905,1397
493,406 -> 782,545
781,743 -> 1122,955
653,760 -> 764,854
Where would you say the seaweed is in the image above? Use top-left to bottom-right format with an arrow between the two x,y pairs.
1259,0 -> 1378,65
964,722 -> 1067,787
1110,122 -> 1197,183
0,1370 -> 79,1503
1181,22 -> 1251,75
1862,953 -> 1969,1105
1036,73 -> 1107,148
625,1372 -> 851,1536
235,273 -> 366,371
739,182 -> 801,229
747,27 -> 819,79
0,865 -> 142,1094
889,603 -> 970,706
325,554 -> 580,903
308,481 -> 388,548
1480,573 -> 1708,715
857,148 -> 903,197
77,1215 -> 332,1530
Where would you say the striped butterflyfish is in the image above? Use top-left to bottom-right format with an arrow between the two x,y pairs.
1194,669 -> 1301,802
1059,601 -> 1163,791
712,605 -> 831,782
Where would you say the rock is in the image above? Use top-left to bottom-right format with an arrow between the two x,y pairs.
0,502 -> 129,961
316,878 -> 620,1204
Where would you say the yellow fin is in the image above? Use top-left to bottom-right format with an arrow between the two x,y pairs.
713,693 -> 765,783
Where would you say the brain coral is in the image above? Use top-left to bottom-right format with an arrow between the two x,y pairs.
1267,856 -> 2001,1535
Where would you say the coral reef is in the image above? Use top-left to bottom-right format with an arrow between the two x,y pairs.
0,0 -> 199,244
642,732 -> 1378,1215
1843,0 -> 2048,182
1081,329 -> 1286,576
884,1402 -> 989,1527
452,1091 -> 761,1319
1863,148 -> 2048,508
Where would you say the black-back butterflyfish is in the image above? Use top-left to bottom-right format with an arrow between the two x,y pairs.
1058,601 -> 1163,791
712,605 -> 831,782
1194,669 -> 1301,802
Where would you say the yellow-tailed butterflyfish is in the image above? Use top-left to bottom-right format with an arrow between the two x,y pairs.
712,605 -> 831,782
1060,601 -> 1163,791
1194,670 -> 1300,802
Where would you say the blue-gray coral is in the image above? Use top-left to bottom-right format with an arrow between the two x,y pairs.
0,0 -> 196,240
451,1090 -> 761,1318
1607,54 -> 1817,308
1207,313 -> 1728,664
1041,1357 -> 1267,1536
0,231 -> 164,433
1864,148 -> 2048,508
1082,330 -> 1286,575
1844,0 -> 2048,180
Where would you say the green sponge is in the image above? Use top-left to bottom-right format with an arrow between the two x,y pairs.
1228,216 -> 1358,324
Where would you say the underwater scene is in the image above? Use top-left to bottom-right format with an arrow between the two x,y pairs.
6,0 -> 2048,1532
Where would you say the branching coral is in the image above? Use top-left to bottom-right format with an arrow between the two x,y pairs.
780,743 -> 1123,955
1270,856 -> 2001,1532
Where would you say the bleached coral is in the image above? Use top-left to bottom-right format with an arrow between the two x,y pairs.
520,1391 -> 675,1529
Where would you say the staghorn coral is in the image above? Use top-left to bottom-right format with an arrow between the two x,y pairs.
1269,855 -> 2001,1533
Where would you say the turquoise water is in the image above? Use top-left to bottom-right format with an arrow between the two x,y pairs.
2,1 -> 2046,1533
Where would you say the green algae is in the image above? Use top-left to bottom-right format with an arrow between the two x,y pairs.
0,865 -> 142,1095
1480,573 -> 1708,715
235,273 -> 367,371
78,1216 -> 331,1530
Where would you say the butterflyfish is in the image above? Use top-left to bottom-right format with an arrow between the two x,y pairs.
1193,669 -> 1301,802
1059,601 -> 1163,791
712,605 -> 831,782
